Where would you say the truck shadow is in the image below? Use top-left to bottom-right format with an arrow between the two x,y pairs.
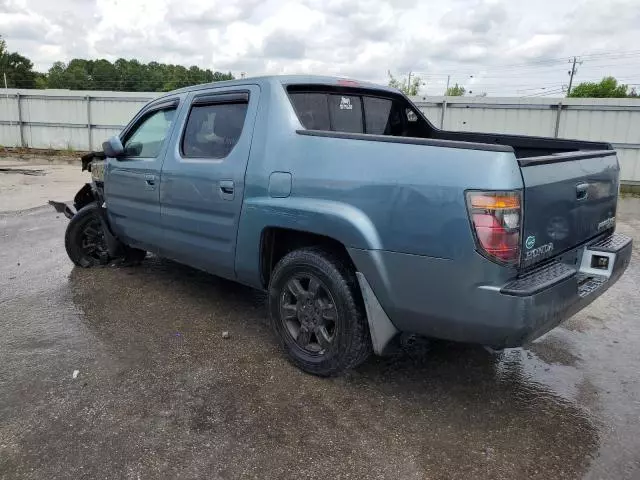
66,256 -> 599,479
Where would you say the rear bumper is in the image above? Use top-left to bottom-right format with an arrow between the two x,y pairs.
494,232 -> 632,347
349,233 -> 632,349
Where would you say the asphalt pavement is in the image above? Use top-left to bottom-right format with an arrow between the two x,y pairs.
1,163 -> 639,479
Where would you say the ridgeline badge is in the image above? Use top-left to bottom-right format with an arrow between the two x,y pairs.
525,235 -> 536,250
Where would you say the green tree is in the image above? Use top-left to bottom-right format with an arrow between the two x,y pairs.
445,83 -> 465,96
568,76 -> 633,98
388,71 -> 421,96
45,61 -> 68,88
445,83 -> 467,97
114,58 -> 146,91
3,35 -> 235,92
91,59 -> 117,90
64,59 -> 92,89
212,71 -> 234,82
35,73 -> 48,89
0,36 -> 37,88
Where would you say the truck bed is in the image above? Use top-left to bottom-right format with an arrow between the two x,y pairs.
432,130 -> 612,159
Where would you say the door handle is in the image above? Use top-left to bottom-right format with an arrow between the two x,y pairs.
219,180 -> 235,199
144,174 -> 156,189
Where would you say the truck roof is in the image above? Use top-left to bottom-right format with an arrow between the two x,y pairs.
158,75 -> 400,99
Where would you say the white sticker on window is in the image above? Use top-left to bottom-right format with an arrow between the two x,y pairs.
339,97 -> 353,110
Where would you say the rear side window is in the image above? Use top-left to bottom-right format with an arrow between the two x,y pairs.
328,95 -> 363,133
182,102 -> 248,158
289,86 -> 435,139
363,97 -> 393,135
289,93 -> 330,130
290,93 -> 364,133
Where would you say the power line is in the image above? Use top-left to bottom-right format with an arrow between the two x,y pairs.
411,51 -> 640,77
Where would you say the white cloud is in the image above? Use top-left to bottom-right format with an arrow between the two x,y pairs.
1,0 -> 640,95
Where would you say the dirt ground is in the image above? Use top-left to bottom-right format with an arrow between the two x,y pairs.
1,159 -> 639,479
0,157 -> 85,212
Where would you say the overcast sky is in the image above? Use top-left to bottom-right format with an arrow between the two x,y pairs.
1,0 -> 640,96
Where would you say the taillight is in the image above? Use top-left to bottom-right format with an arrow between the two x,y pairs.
466,191 -> 521,265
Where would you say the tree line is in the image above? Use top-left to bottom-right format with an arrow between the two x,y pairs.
0,36 -> 234,91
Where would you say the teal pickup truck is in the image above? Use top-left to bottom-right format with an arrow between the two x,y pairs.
60,75 -> 632,376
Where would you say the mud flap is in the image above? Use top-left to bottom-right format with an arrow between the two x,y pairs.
355,272 -> 399,355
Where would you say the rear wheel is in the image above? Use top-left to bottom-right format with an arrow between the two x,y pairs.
268,247 -> 372,376
64,202 -> 111,267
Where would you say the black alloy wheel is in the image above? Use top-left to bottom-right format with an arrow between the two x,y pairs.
268,247 -> 372,376
279,273 -> 338,354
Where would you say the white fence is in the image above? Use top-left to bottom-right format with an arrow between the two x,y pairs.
413,95 -> 640,184
0,89 -> 156,152
1,88 -> 639,183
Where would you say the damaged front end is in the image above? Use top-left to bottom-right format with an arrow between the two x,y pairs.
50,150 -> 106,218
50,150 -> 122,257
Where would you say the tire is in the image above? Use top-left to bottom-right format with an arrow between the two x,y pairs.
268,247 -> 372,376
64,202 -> 111,267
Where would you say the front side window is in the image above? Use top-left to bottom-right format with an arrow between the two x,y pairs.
123,107 -> 176,158
182,102 -> 248,158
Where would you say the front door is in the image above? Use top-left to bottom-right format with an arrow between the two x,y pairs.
104,99 -> 180,253
159,86 -> 260,279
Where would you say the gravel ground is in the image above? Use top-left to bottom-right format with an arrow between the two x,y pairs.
1,161 -> 639,479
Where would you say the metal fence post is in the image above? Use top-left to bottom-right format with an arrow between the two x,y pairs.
16,93 -> 25,147
86,95 -> 92,150
554,101 -> 563,138
440,100 -> 447,129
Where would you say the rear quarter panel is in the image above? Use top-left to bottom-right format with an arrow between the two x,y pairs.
235,79 -> 524,291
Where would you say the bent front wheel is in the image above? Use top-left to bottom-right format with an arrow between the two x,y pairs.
64,202 -> 111,267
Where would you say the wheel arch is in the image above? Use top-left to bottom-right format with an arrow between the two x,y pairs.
235,197 -> 383,289
259,227 -> 355,289
73,183 -> 98,211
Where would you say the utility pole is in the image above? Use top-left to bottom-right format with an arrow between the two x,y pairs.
4,72 -> 11,129
444,75 -> 450,96
567,57 -> 582,96
407,71 -> 412,93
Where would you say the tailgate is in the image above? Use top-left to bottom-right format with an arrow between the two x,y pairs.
519,150 -> 619,268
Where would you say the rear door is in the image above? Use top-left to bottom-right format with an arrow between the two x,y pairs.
159,85 -> 260,279
105,98 -> 180,253
519,150 -> 619,268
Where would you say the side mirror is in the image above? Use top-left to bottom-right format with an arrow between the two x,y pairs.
102,136 -> 124,158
